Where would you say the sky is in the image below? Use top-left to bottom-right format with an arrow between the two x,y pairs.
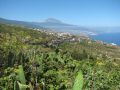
0,0 -> 120,27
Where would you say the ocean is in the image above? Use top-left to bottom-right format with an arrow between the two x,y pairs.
90,32 -> 120,46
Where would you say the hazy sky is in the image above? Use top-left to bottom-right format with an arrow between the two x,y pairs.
0,0 -> 120,27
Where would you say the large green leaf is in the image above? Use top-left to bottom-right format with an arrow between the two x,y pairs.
17,65 -> 26,84
73,70 -> 83,90
14,81 -> 29,90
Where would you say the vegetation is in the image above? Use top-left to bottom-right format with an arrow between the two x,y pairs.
73,70 -> 83,90
0,24 -> 120,90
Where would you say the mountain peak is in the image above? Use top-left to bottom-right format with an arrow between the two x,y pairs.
44,18 -> 62,23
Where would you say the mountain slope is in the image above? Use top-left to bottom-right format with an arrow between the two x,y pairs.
0,17 -> 43,29
33,18 -> 94,35
1,17 -> 120,35
0,17 -> 95,35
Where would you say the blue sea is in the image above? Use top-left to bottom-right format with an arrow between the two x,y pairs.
90,33 -> 120,46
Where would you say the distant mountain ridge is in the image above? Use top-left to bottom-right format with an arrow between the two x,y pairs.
0,17 -> 120,35
0,17 -> 94,35
44,18 -> 63,23
0,17 -> 43,29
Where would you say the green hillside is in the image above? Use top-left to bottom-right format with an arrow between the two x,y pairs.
0,24 -> 120,90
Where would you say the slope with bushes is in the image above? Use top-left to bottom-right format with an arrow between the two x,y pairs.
0,24 -> 120,90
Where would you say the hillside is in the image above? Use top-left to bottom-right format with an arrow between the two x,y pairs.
0,17 -> 95,35
0,18 -> 43,29
1,17 -> 120,36
0,24 -> 120,90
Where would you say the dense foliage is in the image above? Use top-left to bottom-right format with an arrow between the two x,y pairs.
0,24 -> 120,90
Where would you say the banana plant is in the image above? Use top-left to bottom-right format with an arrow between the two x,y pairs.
73,70 -> 83,90
15,65 -> 26,84
14,81 -> 29,90
14,65 -> 33,90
